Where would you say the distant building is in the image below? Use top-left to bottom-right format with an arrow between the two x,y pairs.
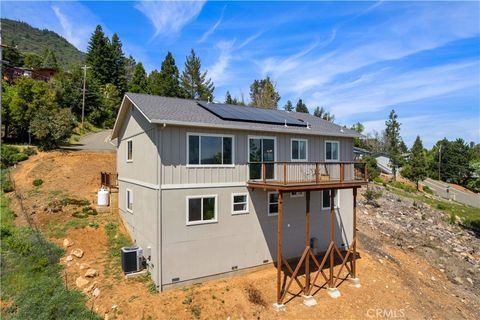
2,66 -> 58,83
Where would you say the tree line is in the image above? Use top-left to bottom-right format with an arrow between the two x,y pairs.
353,110 -> 479,193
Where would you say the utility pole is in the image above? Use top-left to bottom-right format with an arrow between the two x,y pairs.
438,144 -> 442,181
81,65 -> 91,128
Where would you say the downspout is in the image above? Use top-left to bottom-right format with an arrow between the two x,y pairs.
156,123 -> 165,291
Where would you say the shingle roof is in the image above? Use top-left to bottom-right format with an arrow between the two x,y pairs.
111,92 -> 361,139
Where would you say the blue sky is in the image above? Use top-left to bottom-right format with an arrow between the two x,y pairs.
2,1 -> 479,147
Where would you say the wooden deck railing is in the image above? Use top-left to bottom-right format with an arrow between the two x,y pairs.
248,161 -> 367,185
100,172 -> 118,188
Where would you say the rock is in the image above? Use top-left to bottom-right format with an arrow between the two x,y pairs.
79,263 -> 90,270
454,277 -> 463,284
466,277 -> 473,285
83,283 -> 97,293
104,314 -> 110,320
71,248 -> 84,258
85,268 -> 98,278
93,288 -> 101,297
63,238 -> 74,247
65,255 -> 73,262
76,276 -> 89,288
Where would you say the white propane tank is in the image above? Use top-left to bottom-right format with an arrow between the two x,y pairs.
97,187 -> 109,206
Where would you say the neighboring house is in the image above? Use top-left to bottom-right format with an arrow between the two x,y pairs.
2,66 -> 57,83
353,146 -> 371,160
111,93 -> 367,305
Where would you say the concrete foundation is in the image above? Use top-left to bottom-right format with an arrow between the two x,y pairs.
348,277 -> 361,288
124,269 -> 149,279
272,303 -> 286,311
302,295 -> 318,307
327,287 -> 341,298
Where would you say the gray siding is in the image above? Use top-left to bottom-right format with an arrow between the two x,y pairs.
160,126 -> 354,186
161,187 -> 353,288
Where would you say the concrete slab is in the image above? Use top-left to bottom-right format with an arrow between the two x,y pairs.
124,269 -> 148,279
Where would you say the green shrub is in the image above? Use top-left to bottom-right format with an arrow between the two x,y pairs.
1,145 -> 29,168
23,146 -> 37,156
363,188 -> 382,207
423,185 -> 433,194
32,179 -> 44,187
437,203 -> 447,210
1,169 -> 14,193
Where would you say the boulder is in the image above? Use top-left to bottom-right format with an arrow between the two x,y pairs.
71,248 -> 84,258
65,255 -> 73,262
85,268 -> 99,278
79,263 -> 90,270
76,276 -> 89,289
83,283 -> 97,293
63,238 -> 74,247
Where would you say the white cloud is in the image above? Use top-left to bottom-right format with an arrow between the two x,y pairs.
207,39 -> 236,87
238,31 -> 264,49
198,5 -> 226,43
51,5 -> 87,51
135,1 -> 206,38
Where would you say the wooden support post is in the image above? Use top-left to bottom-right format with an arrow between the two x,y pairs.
283,162 -> 287,185
262,163 -> 266,183
315,163 -> 319,184
364,164 -> 368,182
340,163 -> 345,182
352,188 -> 357,278
305,190 -> 311,294
329,188 -> 335,288
277,191 -> 283,305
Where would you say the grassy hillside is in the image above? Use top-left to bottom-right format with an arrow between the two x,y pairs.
1,18 -> 85,70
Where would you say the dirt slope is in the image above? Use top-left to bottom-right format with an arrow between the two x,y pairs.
7,151 -> 479,320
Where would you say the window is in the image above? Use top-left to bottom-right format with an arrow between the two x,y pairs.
232,193 -> 249,215
290,191 -> 304,198
187,134 -> 233,166
291,139 -> 307,161
127,140 -> 133,162
325,141 -> 339,161
322,190 -> 339,209
186,195 -> 217,225
126,189 -> 133,212
249,136 -> 276,180
268,192 -> 279,216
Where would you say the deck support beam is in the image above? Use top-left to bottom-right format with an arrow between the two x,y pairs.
275,191 -> 284,309
305,190 -> 311,294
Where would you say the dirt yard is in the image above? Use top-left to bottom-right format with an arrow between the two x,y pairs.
7,151 -> 480,320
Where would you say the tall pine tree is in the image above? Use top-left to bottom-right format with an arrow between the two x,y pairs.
180,49 -> 214,100
128,63 -> 148,93
284,100 -> 293,112
401,136 -> 427,189
41,49 -> 58,69
86,25 -> 113,86
157,52 -> 181,97
224,91 -> 243,105
313,106 -> 335,122
110,33 -> 127,94
249,77 -> 280,109
295,99 -> 309,113
385,109 -> 402,180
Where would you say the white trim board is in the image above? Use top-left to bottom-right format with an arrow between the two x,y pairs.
118,177 -> 160,190
161,182 -> 246,190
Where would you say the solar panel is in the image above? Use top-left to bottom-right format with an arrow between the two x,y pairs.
198,102 -> 307,127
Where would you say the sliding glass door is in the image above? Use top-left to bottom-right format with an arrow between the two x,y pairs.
249,137 -> 276,180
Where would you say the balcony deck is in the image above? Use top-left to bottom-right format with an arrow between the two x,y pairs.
247,161 -> 368,191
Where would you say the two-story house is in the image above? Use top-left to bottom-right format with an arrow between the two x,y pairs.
111,93 -> 367,308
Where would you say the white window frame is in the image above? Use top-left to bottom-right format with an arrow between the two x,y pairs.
126,139 -> 133,162
325,140 -> 340,162
186,133 -> 235,168
185,195 -> 218,225
231,193 -> 249,215
290,138 -> 308,161
290,191 -> 305,198
126,188 -> 133,213
321,189 -> 340,210
267,191 -> 279,216
248,135 -> 277,180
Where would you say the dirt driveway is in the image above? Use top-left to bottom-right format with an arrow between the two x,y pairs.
8,151 -> 479,320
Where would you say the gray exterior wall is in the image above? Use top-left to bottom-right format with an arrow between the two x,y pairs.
116,104 -> 356,290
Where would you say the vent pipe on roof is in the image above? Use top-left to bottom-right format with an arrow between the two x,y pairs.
284,120 -> 288,127
306,122 -> 311,129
